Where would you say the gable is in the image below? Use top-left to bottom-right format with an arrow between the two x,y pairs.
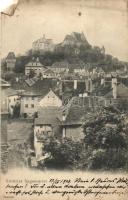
41,90 -> 60,101
39,90 -> 62,107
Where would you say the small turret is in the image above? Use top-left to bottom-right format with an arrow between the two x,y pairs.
6,52 -> 16,71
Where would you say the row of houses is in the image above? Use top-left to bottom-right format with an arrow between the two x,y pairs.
25,58 -> 106,78
5,51 -> 128,80
4,76 -> 128,116
33,79 -> 128,160
2,75 -> 128,162
5,51 -> 106,78
4,88 -> 62,117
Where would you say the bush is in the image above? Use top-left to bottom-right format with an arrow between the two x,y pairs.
43,137 -> 84,169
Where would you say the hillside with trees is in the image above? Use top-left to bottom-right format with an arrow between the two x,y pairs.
2,32 -> 128,75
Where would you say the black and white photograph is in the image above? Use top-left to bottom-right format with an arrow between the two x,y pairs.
0,0 -> 128,200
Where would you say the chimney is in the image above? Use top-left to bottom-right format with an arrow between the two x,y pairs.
16,77 -> 19,82
74,80 -> 77,90
36,57 -> 39,62
89,79 -> 93,93
62,113 -> 66,121
111,78 -> 117,89
101,78 -> 105,85
113,82 -> 117,99
85,79 -> 89,92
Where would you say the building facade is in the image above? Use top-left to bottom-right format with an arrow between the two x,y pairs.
34,107 -> 61,160
32,34 -> 55,53
39,89 -> 62,107
20,92 -> 41,118
51,61 -> 69,74
43,68 -> 55,79
4,88 -> 20,116
25,57 -> 46,77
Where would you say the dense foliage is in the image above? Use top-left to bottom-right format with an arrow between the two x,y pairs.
2,42 -> 127,74
43,107 -> 128,170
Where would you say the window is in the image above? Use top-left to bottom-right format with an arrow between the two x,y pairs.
31,104 -> 34,108
25,104 -> 28,108
24,113 -> 27,118
47,131 -> 52,136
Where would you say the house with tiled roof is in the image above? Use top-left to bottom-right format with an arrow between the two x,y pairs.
25,57 -> 47,77
69,61 -> 86,75
34,107 -> 62,159
105,83 -> 128,99
61,105 -> 85,141
39,89 -> 62,108
6,52 -> 16,71
4,88 -> 20,116
51,61 -> 69,74
33,103 -> 89,159
20,91 -> 42,118
98,81 -> 128,109
43,68 -> 55,79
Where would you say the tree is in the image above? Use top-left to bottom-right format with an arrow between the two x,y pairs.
43,137 -> 84,169
14,56 -> 30,73
83,107 -> 128,169
29,69 -> 35,78
37,106 -> 128,170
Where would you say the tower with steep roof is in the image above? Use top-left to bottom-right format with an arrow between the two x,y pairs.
6,52 -> 16,71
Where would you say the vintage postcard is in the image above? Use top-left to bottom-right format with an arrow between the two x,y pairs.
0,0 -> 128,200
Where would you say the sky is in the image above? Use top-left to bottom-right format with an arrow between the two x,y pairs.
1,0 -> 128,61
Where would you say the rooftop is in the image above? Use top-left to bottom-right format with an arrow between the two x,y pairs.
25,58 -> 46,68
11,78 -> 57,96
6,52 -> 16,60
104,83 -> 128,98
4,88 -> 19,97
20,91 -> 42,97
33,35 -> 53,45
52,61 -> 69,68
44,68 -> 55,74
35,107 -> 62,125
